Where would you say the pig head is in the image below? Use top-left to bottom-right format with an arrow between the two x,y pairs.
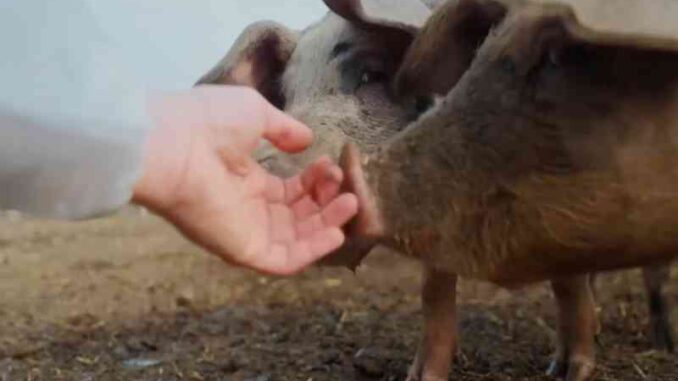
195,0 -> 435,268
195,0 -> 434,173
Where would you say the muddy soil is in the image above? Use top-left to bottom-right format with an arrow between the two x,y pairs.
0,209 -> 675,381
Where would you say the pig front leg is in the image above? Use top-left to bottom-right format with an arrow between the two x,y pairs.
407,268 -> 458,381
547,275 -> 597,381
643,264 -> 674,352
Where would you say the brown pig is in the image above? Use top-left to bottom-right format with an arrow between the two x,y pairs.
338,0 -> 678,380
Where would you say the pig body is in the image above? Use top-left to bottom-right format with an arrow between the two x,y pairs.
341,0 -> 678,380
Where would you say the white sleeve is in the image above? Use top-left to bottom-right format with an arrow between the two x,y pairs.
0,107 -> 147,219
0,0 -> 325,219
0,1 -> 158,219
0,1 -> 156,219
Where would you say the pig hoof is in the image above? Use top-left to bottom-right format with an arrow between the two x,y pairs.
564,361 -> 594,381
405,375 -> 446,381
405,366 -> 447,381
546,360 -> 567,379
405,366 -> 420,381
546,359 -> 594,381
649,318 -> 675,352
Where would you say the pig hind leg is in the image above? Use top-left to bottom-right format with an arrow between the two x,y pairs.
586,273 -> 603,337
643,264 -> 674,352
547,275 -> 597,381
407,268 -> 458,381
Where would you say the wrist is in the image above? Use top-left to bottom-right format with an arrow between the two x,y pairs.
132,93 -> 197,212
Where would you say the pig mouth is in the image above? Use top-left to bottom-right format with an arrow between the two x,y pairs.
316,143 -> 386,270
340,142 -> 385,241
315,142 -> 386,270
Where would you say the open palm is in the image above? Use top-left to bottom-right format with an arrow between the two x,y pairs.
135,86 -> 357,275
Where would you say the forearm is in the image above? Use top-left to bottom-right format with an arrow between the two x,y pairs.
0,107 -> 148,219
0,2 -> 153,219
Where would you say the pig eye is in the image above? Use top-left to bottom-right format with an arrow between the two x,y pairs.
359,69 -> 387,85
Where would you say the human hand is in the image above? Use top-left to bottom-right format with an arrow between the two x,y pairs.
133,86 -> 358,275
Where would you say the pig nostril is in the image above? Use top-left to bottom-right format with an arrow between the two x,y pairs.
415,96 -> 434,115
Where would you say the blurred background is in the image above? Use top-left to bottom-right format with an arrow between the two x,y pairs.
0,2 -> 676,381
1,0 -> 327,130
93,0 -> 327,89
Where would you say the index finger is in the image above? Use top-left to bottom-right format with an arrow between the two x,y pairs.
262,105 -> 313,153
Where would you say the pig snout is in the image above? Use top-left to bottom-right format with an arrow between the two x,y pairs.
317,143 -> 386,268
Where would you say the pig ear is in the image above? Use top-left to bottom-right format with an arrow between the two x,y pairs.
395,0 -> 511,96
323,0 -> 431,33
493,1 -> 678,75
324,0 -> 433,79
195,21 -> 298,108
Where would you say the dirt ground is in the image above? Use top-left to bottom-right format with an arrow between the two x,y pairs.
0,209 -> 675,381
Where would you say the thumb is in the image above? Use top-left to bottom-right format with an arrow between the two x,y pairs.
263,106 -> 313,153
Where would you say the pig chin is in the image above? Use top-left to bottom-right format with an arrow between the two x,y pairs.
316,243 -> 371,270
285,100 -> 401,270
